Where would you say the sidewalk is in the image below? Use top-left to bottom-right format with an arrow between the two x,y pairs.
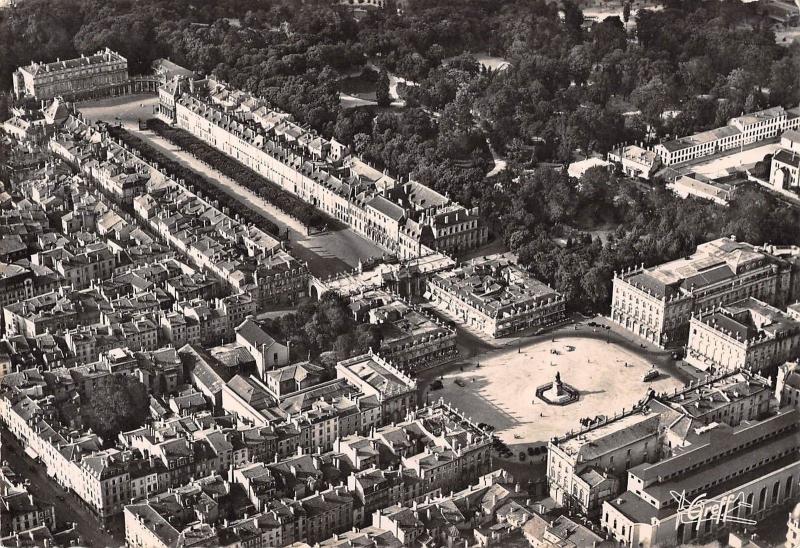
127,124 -> 308,236
124,124 -> 384,277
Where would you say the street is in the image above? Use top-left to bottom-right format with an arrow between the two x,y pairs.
1,426 -> 122,547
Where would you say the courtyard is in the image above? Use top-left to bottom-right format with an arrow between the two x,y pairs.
425,335 -> 684,452
77,94 -> 159,126
689,142 -> 781,179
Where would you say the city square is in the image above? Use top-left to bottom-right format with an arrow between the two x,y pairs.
428,334 -> 684,450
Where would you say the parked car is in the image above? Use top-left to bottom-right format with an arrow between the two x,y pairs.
429,380 -> 444,391
643,369 -> 659,382
454,379 -> 466,387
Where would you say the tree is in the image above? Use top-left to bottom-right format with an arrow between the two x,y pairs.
376,69 -> 391,107
751,154 -> 772,180
80,375 -> 149,442
769,56 -> 800,107
630,76 -> 670,127
562,0 -> 584,35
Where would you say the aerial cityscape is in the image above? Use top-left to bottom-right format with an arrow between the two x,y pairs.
1,0 -> 800,546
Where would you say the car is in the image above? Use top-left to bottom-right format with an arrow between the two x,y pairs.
527,447 -> 535,456
518,452 -> 526,461
642,369 -> 659,382
429,380 -> 444,391
454,379 -> 466,387
588,321 -> 597,327
535,328 -> 546,335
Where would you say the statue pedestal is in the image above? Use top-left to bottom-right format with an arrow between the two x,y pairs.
541,384 -> 573,405
535,372 -> 579,406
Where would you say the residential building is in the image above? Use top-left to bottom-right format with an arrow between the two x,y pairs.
788,503 -> 800,548
523,512 -> 612,548
601,408 -> 800,547
372,505 -> 426,545
776,360 -> 800,409
169,79 -> 487,259
607,145 -> 660,180
781,129 -> 800,153
548,370 -> 783,519
336,352 -> 417,424
363,296 -> 458,371
0,262 -> 61,311
668,174 -> 739,206
654,106 -> 800,166
264,361 -> 324,400
770,148 -> 800,191
235,318 -> 290,378
0,475 -> 56,536
663,370 -> 771,426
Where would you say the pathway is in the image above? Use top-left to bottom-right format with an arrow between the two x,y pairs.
486,138 -> 508,177
124,125 -> 385,278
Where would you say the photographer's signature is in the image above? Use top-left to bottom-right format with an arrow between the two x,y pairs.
670,490 -> 757,526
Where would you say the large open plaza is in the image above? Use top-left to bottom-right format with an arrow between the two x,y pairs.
426,334 -> 684,451
77,94 -> 159,126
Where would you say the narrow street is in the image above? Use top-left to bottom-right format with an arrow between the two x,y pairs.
1,426 -> 122,547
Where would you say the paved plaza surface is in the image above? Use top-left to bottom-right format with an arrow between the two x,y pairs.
77,95 -> 386,278
690,142 -> 781,178
425,335 -> 684,452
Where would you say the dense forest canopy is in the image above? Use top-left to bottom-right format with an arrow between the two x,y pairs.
2,0 -> 800,312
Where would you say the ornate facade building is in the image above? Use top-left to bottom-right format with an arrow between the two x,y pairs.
685,298 -> 800,373
13,49 -> 129,101
611,238 -> 800,347
426,253 -> 565,338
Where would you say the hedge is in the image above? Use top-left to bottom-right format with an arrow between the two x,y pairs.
146,118 -> 327,229
107,125 -> 282,237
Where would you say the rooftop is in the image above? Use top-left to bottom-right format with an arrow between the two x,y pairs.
430,253 -> 561,317
337,353 -> 416,397
621,238 -> 784,299
20,49 -> 126,76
